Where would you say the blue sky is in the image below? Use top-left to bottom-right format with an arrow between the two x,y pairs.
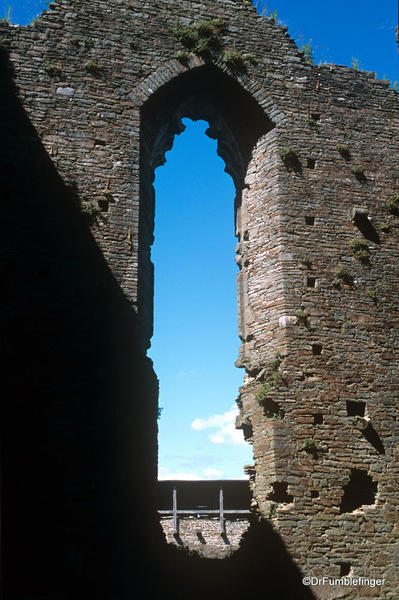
152,120 -> 249,481
256,0 -> 399,84
6,1 -> 399,479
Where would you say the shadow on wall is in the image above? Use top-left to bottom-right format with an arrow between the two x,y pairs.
0,47 -> 315,600
160,517 -> 317,600
0,45 -> 161,599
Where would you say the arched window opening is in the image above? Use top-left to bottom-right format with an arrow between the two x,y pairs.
138,65 -> 273,346
150,117 -> 252,482
139,65 -> 274,554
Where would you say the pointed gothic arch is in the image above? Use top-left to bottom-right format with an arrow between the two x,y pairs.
137,61 -> 280,348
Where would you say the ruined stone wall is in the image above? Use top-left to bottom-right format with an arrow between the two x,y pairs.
160,516 -> 249,558
1,0 -> 399,598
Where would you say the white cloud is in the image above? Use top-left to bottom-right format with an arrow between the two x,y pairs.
158,467 -> 200,480
209,422 -> 246,445
191,407 -> 238,430
202,468 -> 224,478
191,407 -> 247,446
158,467 -> 226,480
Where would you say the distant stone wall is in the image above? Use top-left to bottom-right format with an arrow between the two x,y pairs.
1,0 -> 399,597
160,517 -> 250,559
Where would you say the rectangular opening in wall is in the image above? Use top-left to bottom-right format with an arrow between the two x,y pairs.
339,468 -> 377,513
261,397 -> 285,420
305,216 -> 315,225
307,158 -> 316,169
346,401 -> 365,417
337,562 -> 351,576
306,277 -> 317,288
312,344 -> 322,355
313,413 -> 323,424
267,482 -> 293,503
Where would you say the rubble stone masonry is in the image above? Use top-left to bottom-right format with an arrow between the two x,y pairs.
160,517 -> 250,558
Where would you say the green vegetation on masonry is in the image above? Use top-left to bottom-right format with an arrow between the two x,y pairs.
379,222 -> 391,233
351,165 -> 366,182
366,289 -> 377,303
268,9 -> 278,24
222,50 -> 252,73
268,352 -> 283,372
301,257 -> 312,268
306,117 -> 318,127
385,194 -> 399,216
172,18 -> 226,56
336,144 -> 350,159
256,372 -> 282,401
243,53 -> 257,65
301,43 -> 314,65
44,62 -> 61,77
333,266 -> 354,288
271,411 -> 283,420
269,502 -> 279,517
256,352 -> 283,405
254,4 -> 279,23
172,18 -> 256,73
31,15 -> 43,25
83,60 -> 104,75
175,50 -> 189,64
82,201 -> 101,221
102,187 -> 113,200
296,309 -> 308,326
301,438 -> 320,454
279,146 -> 297,162
349,238 -> 370,263
351,57 -> 360,71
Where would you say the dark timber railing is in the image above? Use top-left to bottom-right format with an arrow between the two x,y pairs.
158,485 -> 251,535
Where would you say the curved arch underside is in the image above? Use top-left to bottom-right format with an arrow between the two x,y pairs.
141,65 -> 274,200
138,65 -> 275,346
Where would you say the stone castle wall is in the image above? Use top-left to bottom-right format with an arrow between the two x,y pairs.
160,516 -> 250,558
1,0 -> 398,598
